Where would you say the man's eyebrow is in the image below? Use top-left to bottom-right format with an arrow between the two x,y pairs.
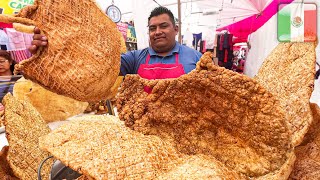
148,22 -> 169,27
159,22 -> 169,26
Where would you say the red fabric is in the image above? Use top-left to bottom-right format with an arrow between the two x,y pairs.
217,0 -> 294,42
0,22 -> 13,28
224,49 -> 228,63
202,41 -> 206,53
220,34 -> 224,50
229,34 -> 233,50
137,53 -> 185,93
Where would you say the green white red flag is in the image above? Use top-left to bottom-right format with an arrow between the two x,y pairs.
278,3 -> 317,42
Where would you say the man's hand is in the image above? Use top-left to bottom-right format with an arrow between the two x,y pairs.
28,27 -> 48,54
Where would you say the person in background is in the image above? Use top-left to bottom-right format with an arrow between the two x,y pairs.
0,50 -> 13,77
0,50 -> 20,111
29,6 -> 202,80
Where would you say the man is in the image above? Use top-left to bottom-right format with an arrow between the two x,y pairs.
29,6 -> 202,79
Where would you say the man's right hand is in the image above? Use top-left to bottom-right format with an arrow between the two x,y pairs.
28,27 -> 48,54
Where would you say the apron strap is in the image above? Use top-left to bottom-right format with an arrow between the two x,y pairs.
145,54 -> 151,64
174,53 -> 179,64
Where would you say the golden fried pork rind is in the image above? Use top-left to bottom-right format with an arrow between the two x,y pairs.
3,94 -> 51,180
289,103 -> 320,180
254,42 -> 316,146
117,31 -> 127,54
0,146 -> 18,180
116,52 -> 295,178
76,175 -> 91,180
39,115 -> 246,179
13,77 -> 88,122
0,0 -> 120,102
12,23 -> 35,34
105,76 -> 124,100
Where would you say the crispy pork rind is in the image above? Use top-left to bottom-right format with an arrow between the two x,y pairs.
13,77 -> 88,123
0,146 -> 18,180
76,175 -> 91,180
254,42 -> 316,146
116,52 -> 295,178
3,94 -> 51,179
289,103 -> 320,180
0,0 -> 120,102
39,115 -> 246,179
117,31 -> 127,54
12,23 -> 34,34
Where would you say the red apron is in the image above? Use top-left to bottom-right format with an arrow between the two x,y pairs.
137,53 -> 185,93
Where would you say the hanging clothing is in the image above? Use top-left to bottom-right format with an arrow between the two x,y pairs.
183,29 -> 193,48
202,27 -> 216,50
0,29 -> 9,50
9,49 -> 32,63
5,28 -> 33,50
1,28 -> 33,62
192,33 -> 202,51
216,33 -> 234,70
223,33 -> 233,49
200,40 -> 206,53
23,32 -> 33,48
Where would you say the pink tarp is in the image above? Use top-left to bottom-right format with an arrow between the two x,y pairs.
217,0 -> 294,43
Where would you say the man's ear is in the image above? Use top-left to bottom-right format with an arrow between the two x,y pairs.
174,25 -> 178,34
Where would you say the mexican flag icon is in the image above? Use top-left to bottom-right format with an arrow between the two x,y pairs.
278,3 -> 317,42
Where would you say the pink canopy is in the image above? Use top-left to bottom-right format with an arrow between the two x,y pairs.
216,0 -> 295,43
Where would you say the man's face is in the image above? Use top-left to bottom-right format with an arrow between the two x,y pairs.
148,14 -> 178,54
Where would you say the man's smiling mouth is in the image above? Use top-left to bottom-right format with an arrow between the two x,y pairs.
154,37 -> 165,41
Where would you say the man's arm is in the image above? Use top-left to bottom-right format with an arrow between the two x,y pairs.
120,51 -> 139,76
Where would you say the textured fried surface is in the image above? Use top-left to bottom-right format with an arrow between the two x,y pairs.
289,103 -> 320,180
0,146 -> 18,180
300,103 -> 320,146
12,23 -> 34,34
116,52 -> 294,178
0,112 -> 4,127
39,115 -> 246,179
117,31 -> 127,54
106,76 -> 124,100
157,155 -> 247,179
76,175 -> 91,180
3,94 -> 51,180
254,42 -> 316,146
13,77 -> 88,122
0,0 -> 121,101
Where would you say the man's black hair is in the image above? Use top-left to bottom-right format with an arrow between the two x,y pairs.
148,6 -> 175,26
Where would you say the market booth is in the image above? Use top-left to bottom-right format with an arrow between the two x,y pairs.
0,0 -> 319,179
